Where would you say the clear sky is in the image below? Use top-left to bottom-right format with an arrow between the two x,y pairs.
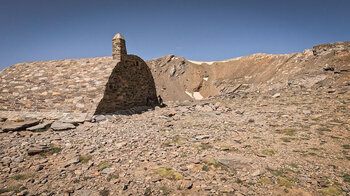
1,0 -> 349,70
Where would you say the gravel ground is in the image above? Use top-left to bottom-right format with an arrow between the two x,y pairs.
0,89 -> 349,196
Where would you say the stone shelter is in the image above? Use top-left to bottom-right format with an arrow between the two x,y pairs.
0,33 -> 158,117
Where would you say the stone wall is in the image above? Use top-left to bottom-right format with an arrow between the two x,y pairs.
0,33 -> 158,116
95,55 -> 158,114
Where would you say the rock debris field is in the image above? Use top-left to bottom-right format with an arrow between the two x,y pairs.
0,89 -> 349,196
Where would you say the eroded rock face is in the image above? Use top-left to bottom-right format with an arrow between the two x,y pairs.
312,41 -> 350,56
146,41 -> 350,102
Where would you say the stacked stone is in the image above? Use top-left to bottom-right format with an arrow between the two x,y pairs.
95,34 -> 158,114
112,33 -> 127,61
0,33 -> 158,116
0,57 -> 114,115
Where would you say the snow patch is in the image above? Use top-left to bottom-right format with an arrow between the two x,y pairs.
193,92 -> 203,100
185,91 -> 193,98
185,91 -> 204,100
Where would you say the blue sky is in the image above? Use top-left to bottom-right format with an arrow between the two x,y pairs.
0,0 -> 349,70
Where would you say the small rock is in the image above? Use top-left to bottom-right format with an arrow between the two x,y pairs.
35,165 -> 44,171
195,135 -> 210,140
28,145 -> 49,156
16,190 -> 29,196
323,67 -> 334,71
200,105 -> 214,112
162,110 -> 176,117
192,160 -> 201,164
272,93 -> 280,98
327,89 -> 336,93
151,176 -> 162,182
214,102 -> 221,108
169,66 -> 176,77
116,142 -> 128,148
110,178 -> 120,184
122,183 -> 129,190
180,108 -> 190,113
217,155 -> 252,170
251,169 -> 262,176
208,103 -> 216,110
175,100 -> 193,107
65,157 -> 80,167
101,167 -> 113,174
219,186 -> 234,193
302,110 -> 311,115
235,110 -> 244,115
183,181 -> 193,189
41,179 -> 48,184
194,105 -> 202,111
74,190 -> 99,196
92,115 -> 107,123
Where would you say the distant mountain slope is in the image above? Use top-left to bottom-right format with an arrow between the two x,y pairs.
146,42 -> 350,101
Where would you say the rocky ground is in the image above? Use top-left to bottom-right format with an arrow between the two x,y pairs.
0,88 -> 349,196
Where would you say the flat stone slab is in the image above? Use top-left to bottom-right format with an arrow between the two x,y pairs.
1,119 -> 40,132
26,121 -> 53,131
59,113 -> 88,124
0,111 -> 92,121
51,121 -> 76,131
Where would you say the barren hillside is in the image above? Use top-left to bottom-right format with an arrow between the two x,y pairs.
0,41 -> 349,195
147,42 -> 350,101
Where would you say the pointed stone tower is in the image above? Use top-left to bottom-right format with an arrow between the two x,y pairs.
94,33 -> 159,114
112,33 -> 127,61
